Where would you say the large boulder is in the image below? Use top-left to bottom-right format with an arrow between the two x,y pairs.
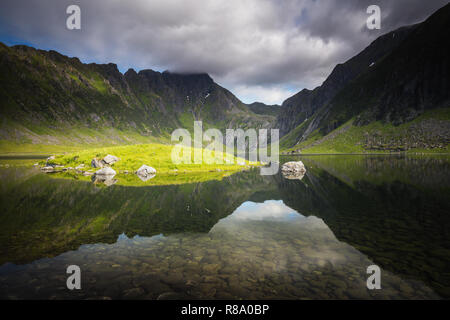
91,158 -> 104,168
281,161 -> 306,180
136,165 -> 156,181
92,174 -> 118,187
95,167 -> 117,176
102,155 -> 119,165
282,171 -> 306,180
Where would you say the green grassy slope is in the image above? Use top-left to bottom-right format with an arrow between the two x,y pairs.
282,108 -> 450,154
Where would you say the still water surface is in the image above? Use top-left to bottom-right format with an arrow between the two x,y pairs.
0,155 -> 449,299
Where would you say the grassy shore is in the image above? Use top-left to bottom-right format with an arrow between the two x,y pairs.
42,143 -> 258,174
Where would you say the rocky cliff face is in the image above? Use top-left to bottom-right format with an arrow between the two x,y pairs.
277,25 -> 415,137
279,4 -> 450,151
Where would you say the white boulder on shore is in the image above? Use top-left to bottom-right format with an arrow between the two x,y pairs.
102,155 -> 119,165
136,165 -> 156,181
91,155 -> 120,168
95,167 -> 117,176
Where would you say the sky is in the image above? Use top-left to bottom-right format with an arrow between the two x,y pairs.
0,0 -> 448,105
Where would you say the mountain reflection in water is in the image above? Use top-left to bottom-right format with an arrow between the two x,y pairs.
0,155 -> 449,299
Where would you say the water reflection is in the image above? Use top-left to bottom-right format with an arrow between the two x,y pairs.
0,155 -> 449,299
224,200 -> 301,222
0,200 -> 438,299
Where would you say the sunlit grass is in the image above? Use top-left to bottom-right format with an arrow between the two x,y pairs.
43,143 -> 259,177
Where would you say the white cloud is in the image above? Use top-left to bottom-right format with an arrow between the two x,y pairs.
229,200 -> 302,221
230,84 -> 297,105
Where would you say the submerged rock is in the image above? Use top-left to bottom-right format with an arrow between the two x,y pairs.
281,161 -> 306,180
157,292 -> 188,300
123,287 -> 145,299
41,166 -> 55,173
95,167 -> 117,176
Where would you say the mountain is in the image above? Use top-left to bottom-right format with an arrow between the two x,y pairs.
279,4 -> 450,153
278,25 -> 414,137
0,43 -> 275,148
246,102 -> 280,117
1,3 -> 449,153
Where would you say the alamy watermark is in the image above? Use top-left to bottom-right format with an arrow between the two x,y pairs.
367,5 -> 381,30
65,4 -> 380,31
66,265 -> 81,290
66,5 -> 81,30
171,121 -> 279,175
366,265 -> 381,289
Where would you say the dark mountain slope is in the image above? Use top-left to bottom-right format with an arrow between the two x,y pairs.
0,43 -> 274,148
317,4 -> 450,131
280,4 -> 450,152
277,24 -> 415,136
246,102 -> 280,117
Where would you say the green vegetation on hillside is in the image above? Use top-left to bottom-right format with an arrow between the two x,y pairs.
278,5 -> 450,153
0,42 -> 275,149
281,108 -> 450,154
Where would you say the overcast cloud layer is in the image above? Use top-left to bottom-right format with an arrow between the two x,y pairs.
0,0 -> 448,104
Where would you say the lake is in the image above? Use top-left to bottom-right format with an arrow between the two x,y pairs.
0,155 -> 449,299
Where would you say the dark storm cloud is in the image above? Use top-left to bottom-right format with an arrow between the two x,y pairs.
0,0 -> 448,104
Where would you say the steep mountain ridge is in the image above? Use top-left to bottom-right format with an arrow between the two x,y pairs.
279,3 -> 450,152
0,43 -> 275,148
277,24 -> 415,136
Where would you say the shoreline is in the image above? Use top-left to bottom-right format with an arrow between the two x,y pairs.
281,152 -> 450,156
